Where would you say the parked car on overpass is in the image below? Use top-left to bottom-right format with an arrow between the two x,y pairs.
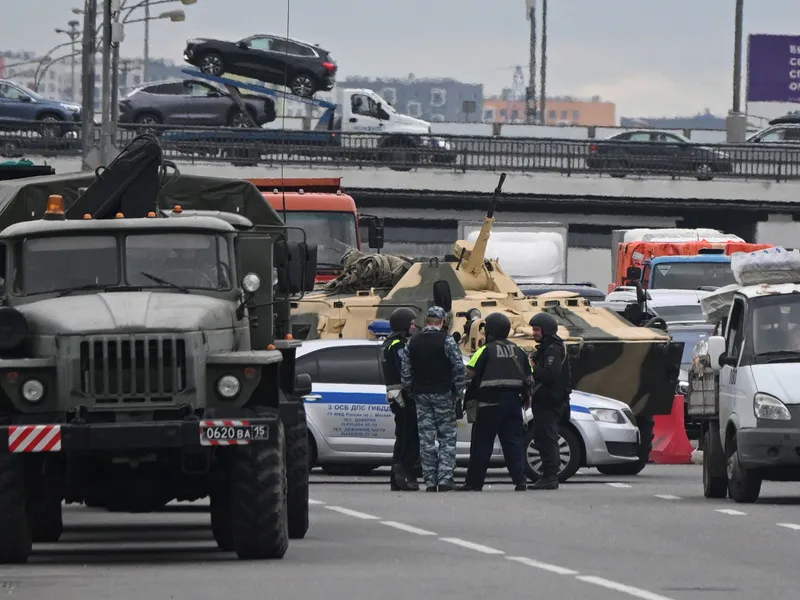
586,129 -> 733,181
296,338 -> 641,483
118,78 -> 276,129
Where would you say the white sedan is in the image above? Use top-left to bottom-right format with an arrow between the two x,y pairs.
297,338 -> 641,483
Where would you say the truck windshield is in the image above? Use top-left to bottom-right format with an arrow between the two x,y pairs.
752,298 -> 800,357
17,235 -> 119,295
282,211 -> 358,266
650,261 -> 736,289
652,304 -> 706,324
125,233 -> 232,290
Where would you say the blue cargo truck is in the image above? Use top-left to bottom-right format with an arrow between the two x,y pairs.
641,250 -> 738,291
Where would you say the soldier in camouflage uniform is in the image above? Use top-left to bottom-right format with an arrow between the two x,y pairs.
401,306 -> 466,492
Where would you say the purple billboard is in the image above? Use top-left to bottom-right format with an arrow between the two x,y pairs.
747,34 -> 800,102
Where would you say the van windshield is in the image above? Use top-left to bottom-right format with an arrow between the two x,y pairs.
650,261 -> 736,290
752,297 -> 800,357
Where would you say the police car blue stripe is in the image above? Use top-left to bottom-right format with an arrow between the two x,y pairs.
569,405 -> 591,414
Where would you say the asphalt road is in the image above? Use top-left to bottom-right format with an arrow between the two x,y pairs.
3,464 -> 800,600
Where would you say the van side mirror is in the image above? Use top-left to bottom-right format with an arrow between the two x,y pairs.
706,335 -> 727,371
275,240 -> 318,294
295,373 -> 312,397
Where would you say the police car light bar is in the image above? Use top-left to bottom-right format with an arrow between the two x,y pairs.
731,246 -> 800,286
368,319 -> 392,338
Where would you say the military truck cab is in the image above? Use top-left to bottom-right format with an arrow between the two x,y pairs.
0,187 -> 317,564
689,250 -> 800,503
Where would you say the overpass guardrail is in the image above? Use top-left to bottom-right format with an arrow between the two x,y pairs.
3,121 -> 800,182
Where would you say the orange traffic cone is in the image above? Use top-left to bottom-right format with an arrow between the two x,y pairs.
650,395 -> 694,464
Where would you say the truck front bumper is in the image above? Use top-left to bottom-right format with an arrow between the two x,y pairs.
0,416 -> 281,454
737,427 -> 800,469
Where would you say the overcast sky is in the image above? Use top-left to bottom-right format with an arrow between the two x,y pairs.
3,0 -> 800,120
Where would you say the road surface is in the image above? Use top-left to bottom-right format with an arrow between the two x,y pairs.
3,465 -> 800,600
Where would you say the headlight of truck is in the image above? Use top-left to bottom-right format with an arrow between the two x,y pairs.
217,375 -> 241,399
754,393 -> 791,421
21,379 -> 45,403
589,407 -> 626,424
242,273 -> 261,293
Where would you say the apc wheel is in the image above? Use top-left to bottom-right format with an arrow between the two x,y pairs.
210,485 -> 234,551
596,416 -> 654,477
27,482 -> 63,543
703,428 -> 727,499
727,435 -> 761,504
523,423 -> 582,483
285,415 -> 310,540
0,455 -> 31,563
229,422 -> 289,560
199,52 -> 225,76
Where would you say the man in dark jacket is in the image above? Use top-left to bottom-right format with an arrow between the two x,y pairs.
380,307 -> 420,491
459,312 -> 530,492
528,312 -> 572,490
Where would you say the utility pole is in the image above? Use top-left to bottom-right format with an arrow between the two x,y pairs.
99,0 -> 114,166
80,0 -> 98,171
110,10 -> 121,139
56,21 -> 81,101
539,0 -> 548,125
525,0 -> 537,123
143,0 -> 150,82
727,0 -> 747,142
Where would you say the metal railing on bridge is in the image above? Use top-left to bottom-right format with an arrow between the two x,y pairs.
3,121 -> 800,182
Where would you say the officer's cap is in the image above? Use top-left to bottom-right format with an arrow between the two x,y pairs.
426,306 -> 446,320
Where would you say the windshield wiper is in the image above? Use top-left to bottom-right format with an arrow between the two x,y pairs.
56,284 -> 143,297
57,284 -> 105,297
139,271 -> 190,294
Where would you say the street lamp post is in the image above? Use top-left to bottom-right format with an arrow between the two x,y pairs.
726,0 -> 747,142
79,0 -> 98,171
55,20 -> 81,101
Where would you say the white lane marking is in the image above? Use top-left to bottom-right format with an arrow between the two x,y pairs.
577,575 -> 675,600
715,508 -> 747,516
380,521 -> 437,536
439,537 -> 505,555
606,482 -> 632,488
325,506 -> 380,520
777,523 -> 800,531
309,499 -> 325,505
654,494 -> 682,500
506,555 -> 579,575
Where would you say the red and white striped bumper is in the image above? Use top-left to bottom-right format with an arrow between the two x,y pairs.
1,417 -> 278,453
8,425 -> 62,453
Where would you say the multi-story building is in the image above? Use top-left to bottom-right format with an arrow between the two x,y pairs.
339,75 -> 485,122
483,95 -> 617,127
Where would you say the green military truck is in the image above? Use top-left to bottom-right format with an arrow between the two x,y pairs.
0,168 -> 317,563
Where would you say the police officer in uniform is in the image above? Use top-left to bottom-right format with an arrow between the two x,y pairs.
528,312 -> 572,490
401,306 -> 466,492
459,313 -> 530,492
381,307 -> 420,492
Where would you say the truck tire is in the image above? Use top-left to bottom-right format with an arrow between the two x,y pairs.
229,421 -> 289,560
210,485 -> 234,551
703,427 -> 728,499
0,454 -> 32,563
596,416 -> 654,476
27,481 -> 63,543
285,415 -> 310,540
727,435 -> 761,503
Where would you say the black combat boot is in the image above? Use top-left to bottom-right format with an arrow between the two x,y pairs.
405,472 -> 420,491
456,483 -> 482,491
391,464 -> 417,491
528,477 -> 558,490
426,485 -> 438,492
438,481 -> 456,492
514,483 -> 527,491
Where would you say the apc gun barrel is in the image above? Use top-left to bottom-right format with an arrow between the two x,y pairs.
487,173 -> 506,219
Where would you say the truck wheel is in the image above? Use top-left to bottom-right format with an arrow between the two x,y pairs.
0,454 -> 32,563
596,416 -> 654,476
210,485 -> 234,551
285,414 -> 310,540
703,427 -> 728,499
727,435 -> 761,503
27,482 -> 63,543
229,421 -> 289,560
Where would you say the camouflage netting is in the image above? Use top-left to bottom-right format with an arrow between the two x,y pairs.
322,248 -> 412,294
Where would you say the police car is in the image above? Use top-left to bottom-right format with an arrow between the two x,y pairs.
297,338 -> 641,483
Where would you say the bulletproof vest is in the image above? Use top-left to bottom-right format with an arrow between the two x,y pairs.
479,340 -> 525,389
534,337 -> 572,402
407,330 -> 452,394
381,334 -> 405,391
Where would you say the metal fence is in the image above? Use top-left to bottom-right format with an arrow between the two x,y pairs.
3,121 -> 800,181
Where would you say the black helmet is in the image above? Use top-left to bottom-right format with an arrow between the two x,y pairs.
389,307 -> 417,332
529,312 -> 558,336
484,312 -> 511,340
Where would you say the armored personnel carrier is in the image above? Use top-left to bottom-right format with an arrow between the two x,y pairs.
291,174 -> 684,475
0,135 -> 317,563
